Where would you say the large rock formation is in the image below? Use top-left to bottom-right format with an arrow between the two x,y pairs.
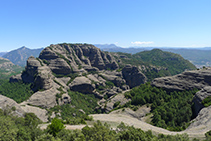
69,76 -> 95,94
0,94 -> 25,117
8,43 -> 153,122
151,68 -> 211,91
122,65 -> 147,88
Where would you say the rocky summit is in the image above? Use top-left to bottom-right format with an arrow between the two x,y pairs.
9,44 -> 147,115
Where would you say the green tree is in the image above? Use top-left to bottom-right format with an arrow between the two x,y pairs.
47,118 -> 65,137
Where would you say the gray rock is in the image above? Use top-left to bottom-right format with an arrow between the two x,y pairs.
33,66 -> 53,91
152,69 -> 211,91
193,86 -> 211,115
185,106 -> 211,134
9,74 -> 22,83
69,76 -> 95,94
122,65 -> 147,88
0,94 -> 25,117
100,94 -> 131,112
61,93 -> 71,105
25,88 -> 59,108
48,58 -> 72,75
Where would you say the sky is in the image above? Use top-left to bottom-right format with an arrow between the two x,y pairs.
0,0 -> 211,51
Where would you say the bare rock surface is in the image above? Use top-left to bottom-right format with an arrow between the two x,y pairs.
110,105 -> 151,119
122,64 -> 147,88
152,69 -> 211,91
0,94 -> 25,117
69,76 -> 95,94
185,106 -> 211,134
20,104 -> 48,122
24,88 -> 59,108
99,93 -> 131,112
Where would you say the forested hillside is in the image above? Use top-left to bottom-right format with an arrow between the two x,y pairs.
112,49 -> 196,81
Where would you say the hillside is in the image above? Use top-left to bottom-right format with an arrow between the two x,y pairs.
3,46 -> 43,67
0,57 -> 23,80
95,44 -> 211,68
112,49 -> 196,81
2,43 -> 211,140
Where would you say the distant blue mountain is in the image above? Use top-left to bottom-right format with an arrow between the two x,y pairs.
0,52 -> 8,57
3,46 -> 44,67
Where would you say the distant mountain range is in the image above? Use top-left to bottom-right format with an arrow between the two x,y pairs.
2,44 -> 211,68
0,52 -> 7,57
2,46 -> 44,67
94,44 -> 211,68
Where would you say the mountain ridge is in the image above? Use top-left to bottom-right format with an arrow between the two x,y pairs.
3,46 -> 44,67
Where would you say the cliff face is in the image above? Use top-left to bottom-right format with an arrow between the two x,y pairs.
151,69 -> 211,91
10,44 -> 147,110
39,44 -> 119,73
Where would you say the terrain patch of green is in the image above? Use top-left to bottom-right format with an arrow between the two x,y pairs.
202,96 -> 211,107
0,108 -> 197,141
114,49 -> 196,81
0,81 -> 33,103
49,90 -> 98,124
124,83 -> 198,131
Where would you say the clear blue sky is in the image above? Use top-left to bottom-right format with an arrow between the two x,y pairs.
0,0 -> 211,51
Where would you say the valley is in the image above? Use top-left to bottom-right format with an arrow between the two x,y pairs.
1,43 -> 211,140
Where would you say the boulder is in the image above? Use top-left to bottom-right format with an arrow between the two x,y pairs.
69,76 -> 95,94
25,88 -> 59,108
20,104 -> 48,122
122,65 -> 147,88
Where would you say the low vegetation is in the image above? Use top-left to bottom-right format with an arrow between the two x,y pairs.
113,49 -> 196,81
0,108 -> 205,141
0,81 -> 33,103
48,90 -> 98,124
202,96 -> 211,107
124,83 -> 198,131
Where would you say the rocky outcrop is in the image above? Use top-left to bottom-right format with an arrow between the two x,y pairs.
122,65 -> 147,88
23,88 -> 59,108
20,104 -> 48,122
0,94 -> 25,117
99,93 -> 131,112
186,105 -> 211,134
69,76 -> 95,94
193,86 -> 211,115
152,69 -> 211,91
39,44 -> 119,74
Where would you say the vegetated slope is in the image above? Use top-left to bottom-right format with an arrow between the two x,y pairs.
96,44 -> 211,68
0,80 -> 33,103
3,46 -> 43,67
0,57 -> 23,80
113,49 -> 196,81
0,109 -> 198,141
134,49 -> 196,74
123,83 -> 198,131
163,49 -> 211,68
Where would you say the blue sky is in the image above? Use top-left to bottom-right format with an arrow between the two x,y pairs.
0,0 -> 211,51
